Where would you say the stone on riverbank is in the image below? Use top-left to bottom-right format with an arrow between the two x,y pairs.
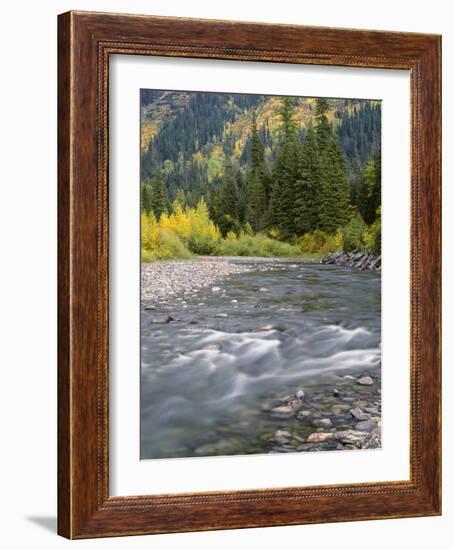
350,407 -> 371,421
356,376 -> 374,386
307,432 -> 334,443
322,250 -> 381,271
270,397 -> 304,418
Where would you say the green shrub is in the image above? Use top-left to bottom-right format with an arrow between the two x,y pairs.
299,233 -> 317,253
363,216 -> 381,255
319,234 -> 340,255
313,229 -> 328,249
299,231 -> 341,255
141,229 -> 192,262
341,214 -> 366,252
158,230 -> 192,259
214,233 -> 301,257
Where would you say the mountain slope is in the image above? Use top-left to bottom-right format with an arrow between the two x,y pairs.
140,90 -> 381,204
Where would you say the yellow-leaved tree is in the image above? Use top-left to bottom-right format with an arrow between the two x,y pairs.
187,198 -> 220,254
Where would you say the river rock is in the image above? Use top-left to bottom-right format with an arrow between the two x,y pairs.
350,407 -> 371,421
355,419 -> 377,432
279,395 -> 292,403
295,390 -> 305,400
297,443 -> 315,451
356,376 -> 374,386
272,430 -> 292,445
153,315 -> 175,324
275,429 -> 292,439
270,398 -> 303,418
215,313 -> 229,318
363,428 -> 382,449
307,432 -> 334,443
334,430 -> 370,447
270,445 -> 297,453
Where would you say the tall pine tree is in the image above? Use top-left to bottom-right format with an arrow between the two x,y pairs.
217,157 -> 239,236
247,112 -> 269,232
314,98 -> 351,233
361,150 -> 381,224
141,181 -> 153,213
269,97 -> 301,236
293,124 -> 319,234
150,172 -> 168,219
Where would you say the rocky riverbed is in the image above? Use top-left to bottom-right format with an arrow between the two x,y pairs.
140,257 -> 382,459
266,372 -> 381,453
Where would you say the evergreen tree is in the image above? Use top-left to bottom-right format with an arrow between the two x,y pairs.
150,173 -> 168,219
141,182 -> 152,213
293,124 -> 319,233
247,172 -> 267,232
268,97 -> 301,236
361,150 -> 381,224
277,96 -> 298,141
349,161 -> 366,210
317,138 -> 350,233
235,171 -> 248,226
246,112 -> 270,232
314,98 -> 331,148
217,157 -> 239,236
314,98 -> 351,233
174,188 -> 187,209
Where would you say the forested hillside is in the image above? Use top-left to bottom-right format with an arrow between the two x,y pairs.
140,90 -> 381,260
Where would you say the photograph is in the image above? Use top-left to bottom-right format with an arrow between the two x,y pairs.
139,89 -> 382,460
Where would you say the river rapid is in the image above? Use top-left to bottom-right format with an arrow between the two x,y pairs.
140,258 -> 381,459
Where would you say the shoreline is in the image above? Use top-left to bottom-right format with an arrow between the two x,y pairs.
322,250 -> 381,271
141,256 -> 311,304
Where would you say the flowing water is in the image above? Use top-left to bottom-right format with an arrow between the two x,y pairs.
140,259 -> 381,459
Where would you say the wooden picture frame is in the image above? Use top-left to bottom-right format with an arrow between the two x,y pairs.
58,10 -> 441,539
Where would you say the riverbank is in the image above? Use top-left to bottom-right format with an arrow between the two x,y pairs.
141,256 -> 311,304
322,250 -> 381,271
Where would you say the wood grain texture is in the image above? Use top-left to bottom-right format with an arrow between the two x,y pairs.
57,10 -> 442,539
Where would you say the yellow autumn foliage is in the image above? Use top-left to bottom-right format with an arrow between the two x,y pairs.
141,198 -> 221,260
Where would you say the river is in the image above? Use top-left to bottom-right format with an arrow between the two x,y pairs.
140,258 -> 381,459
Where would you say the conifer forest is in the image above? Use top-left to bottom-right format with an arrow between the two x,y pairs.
140,90 -> 381,260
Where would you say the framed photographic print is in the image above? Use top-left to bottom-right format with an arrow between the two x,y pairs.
58,11 -> 441,539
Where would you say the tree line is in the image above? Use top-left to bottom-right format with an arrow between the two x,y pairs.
142,96 -> 381,255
